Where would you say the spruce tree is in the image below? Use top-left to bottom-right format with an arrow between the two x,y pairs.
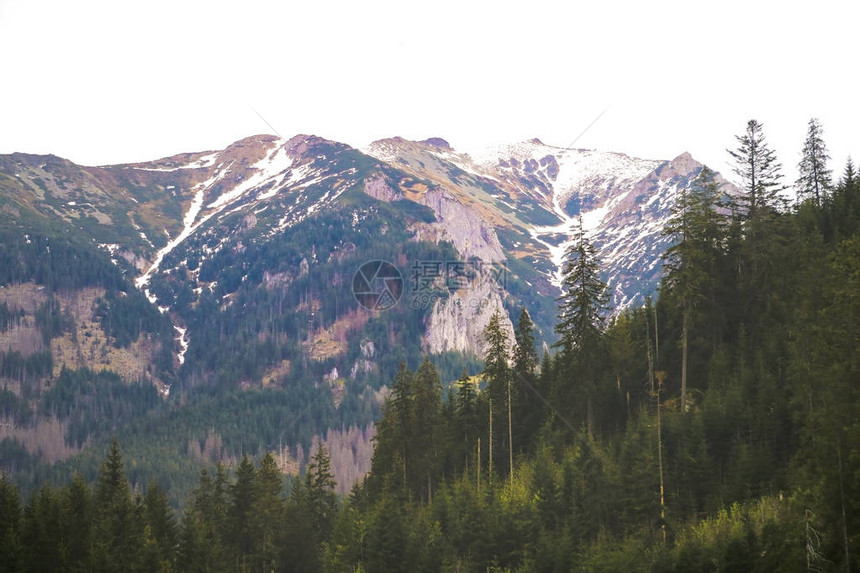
142,480 -> 178,572
413,357 -> 442,500
482,310 -> 510,479
305,443 -> 337,543
456,369 -> 479,473
227,453 -> 256,565
252,453 -> 284,570
62,474 -> 93,570
662,167 -> 726,411
512,307 -> 540,449
513,308 -> 538,377
553,218 -> 608,436
728,119 -> 786,219
796,117 -> 833,207
93,439 -> 141,572
554,217 -> 608,354
728,119 -> 791,338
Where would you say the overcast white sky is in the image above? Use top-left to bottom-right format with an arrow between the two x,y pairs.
1,0 -> 857,186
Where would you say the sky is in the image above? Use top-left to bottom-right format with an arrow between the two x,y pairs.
1,0 -> 858,187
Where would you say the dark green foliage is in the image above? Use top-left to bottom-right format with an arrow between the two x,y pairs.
39,367 -> 161,447
727,119 -> 786,219
0,473 -> 24,573
554,217 -> 609,354
0,228 -> 126,293
0,350 -> 52,403
94,288 -> 172,348
483,310 -> 511,479
796,117 -> 833,207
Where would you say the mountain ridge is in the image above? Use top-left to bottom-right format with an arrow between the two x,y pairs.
0,133 -> 732,493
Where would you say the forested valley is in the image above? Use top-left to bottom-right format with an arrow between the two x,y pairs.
2,119 -> 860,572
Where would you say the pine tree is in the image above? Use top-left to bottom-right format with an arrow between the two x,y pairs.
305,443 -> 338,543
282,478 -> 321,573
553,218 -> 608,436
22,486 -> 63,572
93,439 -> 142,572
512,307 -> 541,450
796,117 -> 833,207
830,158 -> 860,237
227,453 -> 256,565
456,369 -> 479,474
367,363 -> 414,497
727,119 -> 792,338
554,217 -> 609,354
662,167 -> 726,412
391,362 -> 414,483
483,310 -> 510,480
142,479 -> 178,572
413,357 -> 442,501
62,474 -> 93,571
513,308 -> 538,377
728,119 -> 786,219
252,452 -> 284,570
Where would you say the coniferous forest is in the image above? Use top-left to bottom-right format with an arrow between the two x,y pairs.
2,119 -> 860,572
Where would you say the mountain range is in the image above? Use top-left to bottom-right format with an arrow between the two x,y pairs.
0,133 -> 730,494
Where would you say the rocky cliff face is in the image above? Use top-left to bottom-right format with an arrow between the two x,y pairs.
365,137 -> 735,313
421,267 -> 515,356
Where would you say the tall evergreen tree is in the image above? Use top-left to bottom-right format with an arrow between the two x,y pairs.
391,362 -> 414,482
830,158 -> 860,237
513,308 -> 538,377
305,443 -> 338,543
728,119 -> 786,219
251,453 -> 284,570
141,479 -> 178,572
554,218 -> 608,436
727,119 -> 792,340
662,167 -> 726,411
456,369 -> 480,474
412,357 -> 442,500
93,439 -> 142,572
512,307 -> 541,450
62,474 -> 93,571
227,453 -> 256,566
796,117 -> 833,207
554,217 -> 609,353
483,310 -> 510,480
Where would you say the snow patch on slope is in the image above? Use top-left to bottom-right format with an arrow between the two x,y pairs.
208,144 -> 292,210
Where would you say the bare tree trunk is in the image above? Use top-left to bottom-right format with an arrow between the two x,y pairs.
477,437 -> 481,493
681,306 -> 688,413
507,377 -> 514,484
656,370 -> 667,544
646,310 -> 655,396
488,397 -> 493,479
